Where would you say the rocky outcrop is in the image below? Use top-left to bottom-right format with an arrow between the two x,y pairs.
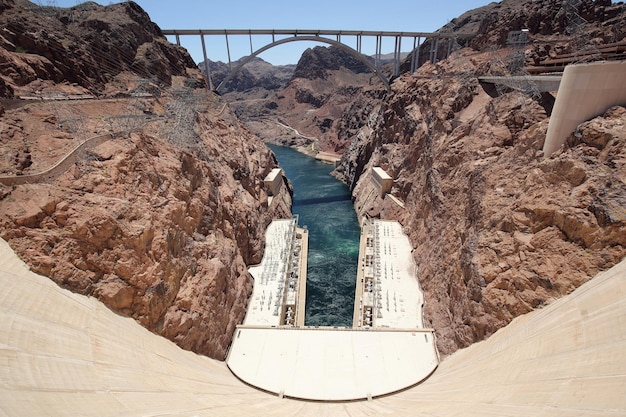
405,0 -> 626,74
465,0 -> 625,50
230,46 -> 386,154
336,50 -> 626,356
200,57 -> 295,93
0,0 -> 198,97
0,0 -> 293,360
0,91 -> 292,360
292,46 -> 370,80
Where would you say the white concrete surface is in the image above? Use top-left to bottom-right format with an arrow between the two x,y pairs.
544,60 -> 626,156
227,326 -> 438,401
245,219 -> 301,326
356,220 -> 424,328
2,235 -> 626,416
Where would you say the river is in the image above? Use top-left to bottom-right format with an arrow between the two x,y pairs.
268,144 -> 359,327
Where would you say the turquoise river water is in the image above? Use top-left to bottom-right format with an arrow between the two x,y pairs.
268,144 -> 360,327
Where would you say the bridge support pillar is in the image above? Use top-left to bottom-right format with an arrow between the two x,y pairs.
393,36 -> 402,77
410,36 -> 421,73
225,33 -> 232,71
200,34 -> 214,91
375,35 -> 382,70
428,37 -> 440,64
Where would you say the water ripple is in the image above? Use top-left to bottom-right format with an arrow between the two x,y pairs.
268,145 -> 360,327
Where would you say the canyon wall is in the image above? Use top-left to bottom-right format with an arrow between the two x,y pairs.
0,0 -> 197,96
336,51 -> 626,356
0,89 -> 292,360
0,1 -> 292,360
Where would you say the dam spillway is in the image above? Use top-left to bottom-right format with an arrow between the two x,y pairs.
226,217 -> 438,401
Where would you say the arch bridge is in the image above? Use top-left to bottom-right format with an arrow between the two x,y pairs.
161,29 -> 473,92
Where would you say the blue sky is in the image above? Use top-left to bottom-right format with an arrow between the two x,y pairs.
51,0 -> 495,65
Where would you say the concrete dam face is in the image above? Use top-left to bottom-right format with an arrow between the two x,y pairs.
2,236 -> 625,416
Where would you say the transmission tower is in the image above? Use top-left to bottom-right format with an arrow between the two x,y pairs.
104,78 -> 161,133
45,91 -> 88,145
164,86 -> 204,152
562,0 -> 601,63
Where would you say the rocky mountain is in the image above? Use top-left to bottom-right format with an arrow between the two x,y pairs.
199,56 -> 295,93
408,0 -> 626,72
229,46 -> 387,155
334,1 -> 626,356
291,45 -> 371,79
0,1 -> 292,359
0,0 -> 202,98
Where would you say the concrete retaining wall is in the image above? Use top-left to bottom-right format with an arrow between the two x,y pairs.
544,60 -> 626,157
263,168 -> 283,196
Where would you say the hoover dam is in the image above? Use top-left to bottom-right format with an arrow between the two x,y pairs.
2,235 -> 625,415
2,0 -> 626,415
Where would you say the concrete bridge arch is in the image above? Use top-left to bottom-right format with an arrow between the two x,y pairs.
163,29 -> 473,92
215,35 -> 390,93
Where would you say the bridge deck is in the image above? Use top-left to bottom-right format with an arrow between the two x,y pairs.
478,75 -> 562,92
162,29 -> 474,39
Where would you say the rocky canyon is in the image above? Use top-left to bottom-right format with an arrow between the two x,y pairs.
0,0 -> 291,359
333,0 -> 626,355
1,0 -> 626,362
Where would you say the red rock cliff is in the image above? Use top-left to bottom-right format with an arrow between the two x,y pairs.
336,50 -> 626,356
0,1 -> 292,360
0,89 -> 292,360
